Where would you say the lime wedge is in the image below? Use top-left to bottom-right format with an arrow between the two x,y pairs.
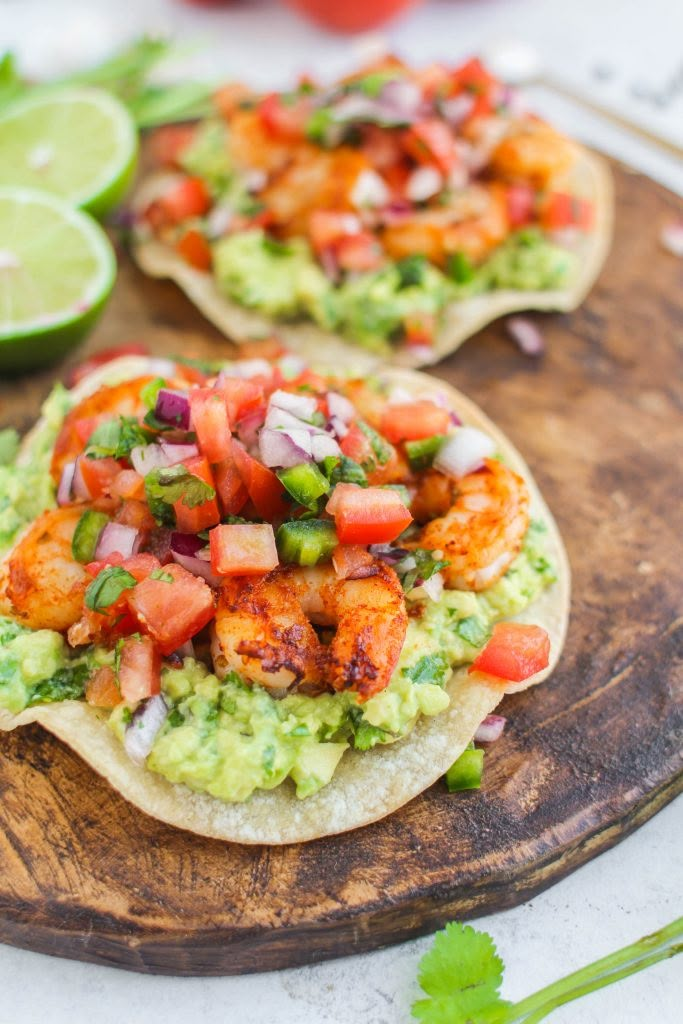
0,87 -> 138,218
0,187 -> 116,372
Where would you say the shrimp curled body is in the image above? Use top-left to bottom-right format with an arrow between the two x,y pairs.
416,458 -> 530,591
213,560 -> 408,701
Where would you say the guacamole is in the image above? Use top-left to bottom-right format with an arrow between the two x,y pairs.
211,226 -> 577,352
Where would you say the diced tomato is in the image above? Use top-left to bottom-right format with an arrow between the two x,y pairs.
209,523 -> 279,576
118,635 -> 162,702
214,448 -> 249,516
111,469 -> 146,501
327,483 -> 412,545
176,228 -> 212,271
126,563 -> 215,656
380,400 -> 450,443
308,210 -> 361,250
216,377 -> 266,427
288,369 -> 329,394
115,499 -> 156,533
231,443 -> 290,521
331,544 -> 375,580
540,192 -> 594,232
469,622 -> 550,683
335,231 -> 384,272
403,312 -> 436,349
120,553 -> 162,582
189,388 -> 232,463
340,423 -> 374,466
173,456 -> 221,533
149,124 -> 196,169
85,666 -> 121,709
506,184 -> 536,228
66,343 -> 150,387
403,119 -> 458,174
452,57 -> 499,96
258,92 -> 308,142
86,551 -> 124,577
360,124 -> 405,172
77,455 -> 121,500
145,176 -> 211,231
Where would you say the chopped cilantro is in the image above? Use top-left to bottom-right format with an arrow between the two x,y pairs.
27,663 -> 90,707
262,236 -> 292,257
402,653 -> 450,687
85,567 -> 137,612
447,251 -> 475,284
144,464 -> 215,511
349,705 -> 389,750
398,548 -> 449,593
149,568 -> 174,583
86,416 -> 154,460
397,254 -> 428,288
455,616 -> 490,648
167,708 -> 184,728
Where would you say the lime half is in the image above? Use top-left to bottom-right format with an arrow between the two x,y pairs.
0,87 -> 138,218
0,187 -> 116,372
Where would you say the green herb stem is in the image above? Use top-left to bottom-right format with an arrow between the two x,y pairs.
504,917 -> 683,1023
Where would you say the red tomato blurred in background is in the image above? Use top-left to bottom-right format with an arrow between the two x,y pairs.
283,0 -> 424,33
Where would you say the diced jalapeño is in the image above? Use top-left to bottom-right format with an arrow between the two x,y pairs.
71,510 -> 110,564
277,519 -> 338,566
277,462 -> 330,509
405,434 -> 446,471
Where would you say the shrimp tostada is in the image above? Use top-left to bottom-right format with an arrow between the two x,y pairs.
0,351 -> 568,843
132,54 -> 612,368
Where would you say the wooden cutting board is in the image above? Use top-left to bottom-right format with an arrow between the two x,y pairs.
0,160 -> 681,976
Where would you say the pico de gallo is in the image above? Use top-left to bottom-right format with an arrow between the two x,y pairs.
136,55 -> 595,355
0,348 -> 558,801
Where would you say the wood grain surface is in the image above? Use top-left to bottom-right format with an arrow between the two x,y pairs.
0,160 -> 681,976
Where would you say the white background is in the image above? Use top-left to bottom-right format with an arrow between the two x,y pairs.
0,1 -> 681,1022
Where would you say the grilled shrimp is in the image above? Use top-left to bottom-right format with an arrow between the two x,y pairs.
415,458 -> 530,591
1,507 -> 88,631
50,376 -> 157,483
491,120 -> 578,188
213,560 -> 408,700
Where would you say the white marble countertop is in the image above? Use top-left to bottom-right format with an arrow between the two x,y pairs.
0,1 -> 681,1021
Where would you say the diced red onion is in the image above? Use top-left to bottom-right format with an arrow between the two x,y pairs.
387,385 -> 414,405
449,411 -> 463,427
277,353 -> 307,379
124,695 -> 168,766
506,316 -> 545,357
660,220 -> 683,257
57,461 -> 76,506
269,388 -> 318,421
155,388 -> 191,430
434,427 -> 496,480
369,544 -> 409,565
130,443 -> 173,477
378,200 -> 413,226
237,409 -> 266,449
259,427 -> 312,468
72,457 -> 93,500
170,532 -> 203,556
311,434 -> 341,462
327,391 -> 356,423
171,550 -> 222,587
396,554 -> 417,574
406,166 -> 443,203
95,522 -> 140,560
402,344 -> 434,363
351,169 -> 390,209
380,78 -> 423,119
160,441 -> 199,465
440,93 -> 475,125
329,416 -> 349,439
474,714 -> 507,744
219,359 -> 272,380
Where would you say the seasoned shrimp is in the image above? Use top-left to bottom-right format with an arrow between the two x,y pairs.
50,376 -> 157,483
213,560 -> 408,700
416,458 -> 530,591
2,507 -> 88,631
491,120 -> 578,188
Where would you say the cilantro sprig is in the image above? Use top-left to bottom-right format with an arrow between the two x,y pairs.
412,918 -> 683,1023
144,465 -> 215,513
86,416 -> 154,460
398,548 -> 449,593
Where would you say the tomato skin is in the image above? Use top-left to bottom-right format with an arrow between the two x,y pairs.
541,192 -> 594,231
118,635 -> 162,702
127,563 -> 215,656
469,622 -> 550,683
146,176 -> 211,230
283,0 -> 421,33
232,443 -> 289,521
77,455 -> 121,500
214,449 -> 249,516
335,231 -> 384,271
403,119 -> 457,173
189,389 -> 232,463
259,92 -> 308,142
216,377 -> 266,427
85,666 -> 121,709
506,184 -> 536,228
209,523 -> 279,576
176,228 -> 212,271
67,343 -> 149,387
380,400 -> 450,443
121,553 -> 162,582
111,469 -> 146,502
173,456 -> 221,533
328,483 -> 412,544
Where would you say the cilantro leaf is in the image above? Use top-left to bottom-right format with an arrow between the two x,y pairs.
398,548 -> 449,593
348,705 -> 389,750
456,616 -> 491,648
144,464 -> 215,511
85,567 -> 137,612
87,416 -> 153,460
149,568 -> 174,583
402,653 -> 450,687
27,663 -> 89,707
412,922 -> 509,1024
397,254 -> 428,288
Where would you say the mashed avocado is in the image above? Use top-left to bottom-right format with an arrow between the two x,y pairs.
478,229 -> 579,292
0,618 -> 91,714
0,384 -> 72,555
